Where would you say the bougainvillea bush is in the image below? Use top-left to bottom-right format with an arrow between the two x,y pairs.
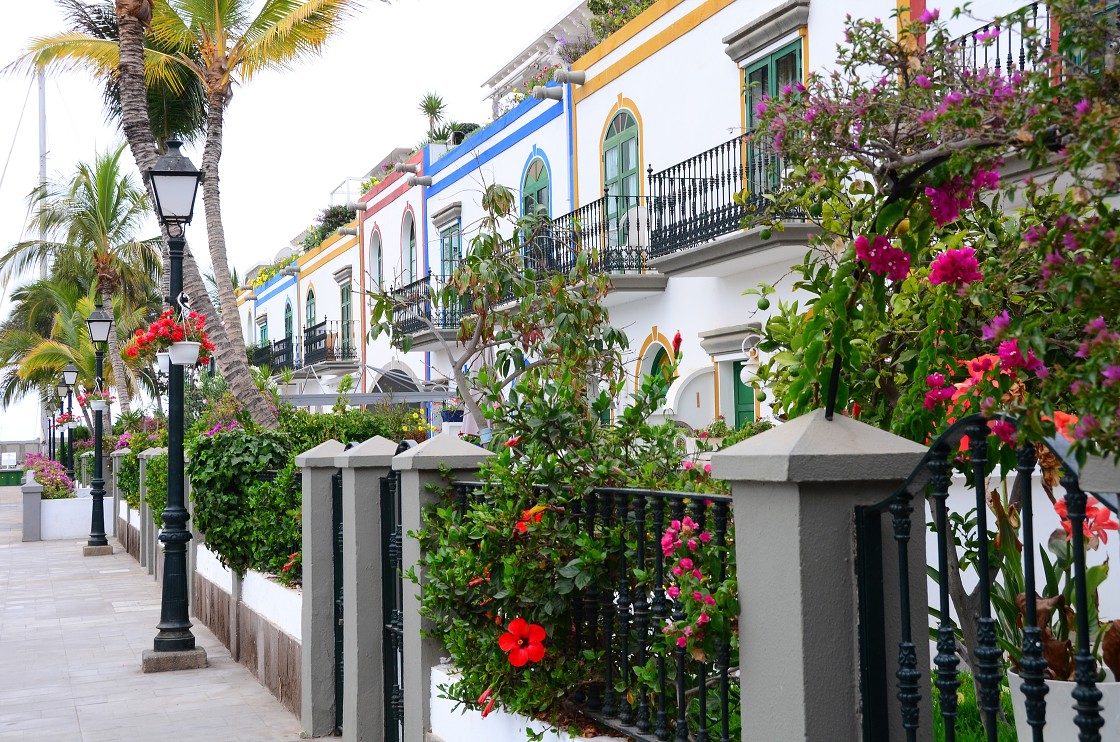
747,1 -> 1119,455
25,453 -> 74,499
743,0 -> 1120,685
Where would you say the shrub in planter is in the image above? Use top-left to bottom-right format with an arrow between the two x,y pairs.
24,453 -> 74,499
144,452 -> 168,526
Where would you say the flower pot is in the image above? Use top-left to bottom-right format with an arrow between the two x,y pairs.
156,351 -> 170,374
1009,671 -> 1120,740
440,409 -> 464,423
168,341 -> 201,366
91,400 -> 106,412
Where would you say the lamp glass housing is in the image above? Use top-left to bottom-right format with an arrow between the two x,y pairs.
86,308 -> 114,345
148,140 -> 202,226
62,363 -> 78,387
55,384 -> 68,399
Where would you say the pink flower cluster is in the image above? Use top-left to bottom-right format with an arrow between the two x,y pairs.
661,516 -> 719,649
854,235 -> 910,281
924,373 -> 955,410
997,339 -> 1047,378
928,247 -> 982,288
1075,317 -> 1119,360
925,169 -> 1000,226
661,516 -> 712,561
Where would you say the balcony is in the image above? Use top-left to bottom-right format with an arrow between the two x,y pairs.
251,336 -> 297,373
303,319 -> 358,366
949,2 -> 1052,76
389,275 -> 461,350
646,132 -> 813,277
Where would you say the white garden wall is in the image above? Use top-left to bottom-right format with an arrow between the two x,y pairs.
40,497 -> 113,540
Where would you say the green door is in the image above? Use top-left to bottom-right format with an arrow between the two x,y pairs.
732,360 -> 756,428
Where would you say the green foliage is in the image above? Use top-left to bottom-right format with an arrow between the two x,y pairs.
187,427 -> 289,576
587,0 -> 654,40
276,402 -> 421,452
300,204 -> 354,252
144,452 -> 168,526
246,461 -> 304,586
931,673 -> 1016,742
117,448 -> 141,510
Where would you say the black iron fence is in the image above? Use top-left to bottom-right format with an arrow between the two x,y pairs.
453,481 -> 738,741
856,414 -> 1119,741
390,275 -> 434,336
949,2 -> 1052,76
648,132 -> 798,258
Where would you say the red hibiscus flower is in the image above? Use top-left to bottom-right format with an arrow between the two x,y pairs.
504,436 -> 521,448
672,330 -> 682,356
1055,496 -> 1119,547
513,505 -> 545,533
498,618 -> 546,667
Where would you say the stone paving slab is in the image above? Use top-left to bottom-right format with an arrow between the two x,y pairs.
0,486 -> 305,741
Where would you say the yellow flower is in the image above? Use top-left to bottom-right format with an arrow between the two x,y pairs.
402,425 -> 409,431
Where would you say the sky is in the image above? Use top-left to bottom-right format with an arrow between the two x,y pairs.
0,0 -> 578,442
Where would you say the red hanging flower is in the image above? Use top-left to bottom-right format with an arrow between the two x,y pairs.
513,505 -> 545,533
672,331 -> 682,356
498,618 -> 546,667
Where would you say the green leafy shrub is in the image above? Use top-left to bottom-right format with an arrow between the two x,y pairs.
144,452 -> 168,526
187,427 -> 288,576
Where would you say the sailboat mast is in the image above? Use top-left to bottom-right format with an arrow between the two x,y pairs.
38,70 -> 48,448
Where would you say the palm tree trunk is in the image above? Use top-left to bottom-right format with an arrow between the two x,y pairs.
101,288 -> 133,416
200,92 -> 275,428
115,8 -> 272,428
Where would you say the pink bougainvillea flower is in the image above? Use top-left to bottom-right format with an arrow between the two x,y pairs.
989,420 -> 1016,445
917,7 -> 940,23
981,311 -> 1011,341
854,234 -> 910,281
498,618 -> 546,667
928,247 -> 983,287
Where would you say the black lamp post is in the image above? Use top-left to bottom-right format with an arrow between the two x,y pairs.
62,363 -> 78,481
54,390 -> 65,467
147,139 -> 202,656
85,304 -> 113,554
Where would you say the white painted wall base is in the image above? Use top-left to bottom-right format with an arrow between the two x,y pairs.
430,665 -> 616,742
40,497 -> 113,540
195,545 -> 301,641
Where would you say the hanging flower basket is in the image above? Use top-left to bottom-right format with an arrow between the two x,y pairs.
168,341 -> 201,366
156,351 -> 170,375
77,390 -> 115,411
91,400 -> 106,411
124,308 -> 213,367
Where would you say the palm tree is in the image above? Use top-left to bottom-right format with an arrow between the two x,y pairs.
0,146 -> 161,415
15,0 -> 268,424
0,279 -> 154,415
419,91 -> 447,134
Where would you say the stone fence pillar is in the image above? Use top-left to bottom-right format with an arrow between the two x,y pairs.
21,470 -> 42,542
334,436 -> 399,742
393,435 -> 492,742
296,439 -> 346,738
710,408 -> 929,742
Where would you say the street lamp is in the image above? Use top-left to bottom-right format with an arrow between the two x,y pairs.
54,389 -> 66,467
61,363 -> 78,481
144,139 -> 204,666
84,304 -> 113,556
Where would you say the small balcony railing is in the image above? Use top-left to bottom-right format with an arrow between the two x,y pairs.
648,132 -> 798,258
252,344 -> 272,368
271,336 -> 296,372
539,192 -> 650,275
949,1 -> 1052,76
302,320 -> 357,366
390,275 -> 435,336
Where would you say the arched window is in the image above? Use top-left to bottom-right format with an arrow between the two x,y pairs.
340,283 -> 352,353
284,301 -> 293,338
369,231 -> 382,288
403,216 -> 417,284
306,288 -> 316,328
603,111 -> 639,245
522,158 -> 550,218
651,347 -> 673,382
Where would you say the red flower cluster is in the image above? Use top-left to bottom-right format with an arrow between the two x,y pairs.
125,308 -> 214,365
1054,496 -> 1118,548
513,505 -> 545,533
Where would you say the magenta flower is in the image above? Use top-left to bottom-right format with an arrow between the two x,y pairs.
855,235 -> 911,281
913,74 -> 932,89
667,585 -> 680,599
917,8 -> 939,23
696,613 -> 710,626
1103,366 -> 1120,386
679,558 -> 694,570
926,373 -> 947,389
981,311 -> 1011,341
1075,98 -> 1091,117
990,420 -> 1016,445
928,247 -> 983,287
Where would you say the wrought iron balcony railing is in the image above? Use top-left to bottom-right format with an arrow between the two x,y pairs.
539,191 -> 650,275
302,319 -> 357,366
648,132 -> 798,258
949,1 -> 1052,76
389,275 -> 435,336
252,344 -> 272,368
271,336 -> 296,372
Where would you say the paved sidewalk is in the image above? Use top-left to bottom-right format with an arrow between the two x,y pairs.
0,486 -> 305,742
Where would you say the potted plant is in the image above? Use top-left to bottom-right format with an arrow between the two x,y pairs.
78,390 -> 115,412
55,411 -> 78,429
125,308 -> 214,367
996,492 -> 1120,739
440,397 -> 465,423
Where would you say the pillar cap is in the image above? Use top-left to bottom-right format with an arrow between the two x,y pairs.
711,408 -> 926,483
334,435 -> 399,468
392,433 -> 493,471
295,439 -> 346,467
111,448 -> 131,457
138,447 -> 168,459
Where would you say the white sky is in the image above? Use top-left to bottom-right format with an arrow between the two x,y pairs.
0,0 -> 576,441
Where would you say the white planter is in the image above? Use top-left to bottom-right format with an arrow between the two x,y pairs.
168,341 -> 200,366
430,665 -> 616,742
91,400 -> 106,411
1009,671 -> 1120,741
156,351 -> 170,374
40,496 -> 113,540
